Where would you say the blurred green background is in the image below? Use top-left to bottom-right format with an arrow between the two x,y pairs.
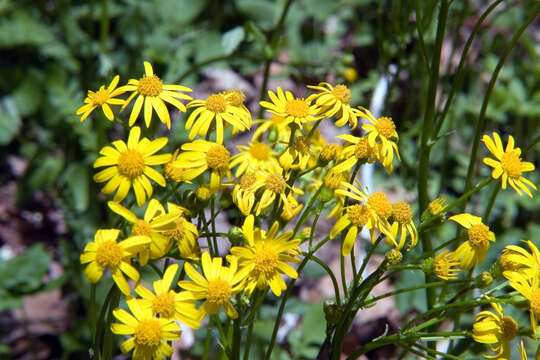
0,0 -> 539,359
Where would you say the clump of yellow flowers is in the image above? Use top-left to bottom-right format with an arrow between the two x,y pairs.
79,62 -> 538,360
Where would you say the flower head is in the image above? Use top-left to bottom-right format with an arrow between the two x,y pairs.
307,83 -> 360,129
186,92 -> 251,144
120,62 -> 192,129
76,75 -> 126,121
93,126 -> 171,206
230,215 -> 301,296
135,264 -> 201,328
108,199 -> 178,266
250,167 -> 303,216
111,298 -> 181,360
163,203 -> 200,261
260,87 -> 321,129
473,300 -> 517,360
229,141 -> 280,177
178,252 -> 249,319
80,229 -> 150,295
482,132 -> 536,197
449,213 -> 495,270
434,250 -> 460,280
389,201 -> 418,251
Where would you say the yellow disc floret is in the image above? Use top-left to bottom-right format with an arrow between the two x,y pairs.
392,202 -> 413,224
467,223 -> 490,248
266,173 -> 286,194
368,192 -> 393,219
499,316 -> 518,342
138,75 -> 163,97
90,87 -> 109,105
347,204 -> 370,227
253,248 -> 279,277
206,145 -> 230,170
239,173 -> 256,190
320,144 -> 341,162
285,99 -> 310,118
332,84 -> 352,103
375,117 -> 396,138
132,220 -> 152,237
500,151 -> 523,179
227,89 -> 245,106
207,279 -> 231,305
206,94 -> 227,113
117,150 -> 145,179
249,143 -> 271,160
96,241 -> 123,268
324,172 -> 343,190
152,293 -> 176,318
134,319 -> 162,347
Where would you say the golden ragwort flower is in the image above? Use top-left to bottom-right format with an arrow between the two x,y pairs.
449,213 -> 495,270
76,75 -> 126,122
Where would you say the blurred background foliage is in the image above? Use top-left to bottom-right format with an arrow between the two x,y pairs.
0,0 -> 539,359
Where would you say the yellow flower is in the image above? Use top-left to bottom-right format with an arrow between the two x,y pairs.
472,300 -> 518,360
332,182 -> 395,255
331,134 -> 382,174
111,298 -> 180,360
250,167 -> 303,216
307,83 -> 360,129
80,229 -> 150,295
230,215 -> 301,296
178,252 -> 250,319
279,136 -> 316,171
501,240 -> 540,280
358,107 -> 400,170
260,87 -> 321,129
388,201 -> 418,251
163,203 -> 200,261
428,198 -> 447,215
76,75 -> 125,121
120,61 -> 192,129
433,250 -> 460,280
164,149 -> 192,183
229,141 -> 280,177
503,272 -> 540,338
252,114 -> 291,143
343,67 -> 358,82
108,199 -> 178,266
93,126 -> 171,206
232,172 -> 257,215
281,193 -> 303,221
134,264 -> 201,329
172,140 -> 231,191
224,89 -> 252,130
449,213 -> 495,270
186,92 -> 251,144
482,132 -> 536,197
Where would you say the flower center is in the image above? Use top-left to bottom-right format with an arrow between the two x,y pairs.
293,136 -> 310,154
132,220 -> 152,237
530,289 -> 540,316
207,279 -> 231,304
206,94 -> 227,113
96,241 -> 123,268
368,192 -> 393,219
347,204 -> 370,227
152,292 -> 176,318
332,84 -> 351,103
165,218 -> 186,243
134,319 -> 162,347
239,173 -> 256,190
392,202 -> 412,224
265,173 -> 286,194
285,99 -> 310,118
354,137 -> 376,161
206,145 -> 230,170
467,223 -> 490,248
499,250 -> 520,272
375,117 -> 396,138
227,89 -> 245,106
91,87 -> 109,105
500,151 -> 522,179
165,162 -> 184,182
320,144 -> 341,162
253,248 -> 279,277
499,316 -> 517,342
138,75 -> 163,97
324,172 -> 343,190
249,143 -> 271,160
117,149 -> 145,179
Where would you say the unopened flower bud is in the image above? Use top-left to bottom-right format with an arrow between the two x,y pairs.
228,226 -> 244,246
386,249 -> 403,265
320,185 -> 335,203
324,300 -> 343,325
422,257 -> 435,275
476,271 -> 493,288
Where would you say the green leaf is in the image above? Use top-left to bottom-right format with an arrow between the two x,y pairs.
0,243 -> 52,294
13,69 -> 44,117
0,96 -> 21,145
0,288 -> 22,312
27,155 -> 64,191
221,26 -> 245,55
63,164 -> 90,212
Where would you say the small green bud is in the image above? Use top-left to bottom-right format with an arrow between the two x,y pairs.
475,271 -> 493,288
490,261 -> 504,281
324,300 -> 343,325
320,185 -> 334,203
422,257 -> 435,275
228,226 -> 245,246
386,249 -> 403,265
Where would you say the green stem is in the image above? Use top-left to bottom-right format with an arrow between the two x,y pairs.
243,289 -> 267,360
203,316 -> 212,360
309,254 -> 341,305
90,284 -> 97,348
414,0 -> 431,74
461,6 -> 540,210
102,287 -> 120,360
210,198 -> 219,255
214,316 -> 231,356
